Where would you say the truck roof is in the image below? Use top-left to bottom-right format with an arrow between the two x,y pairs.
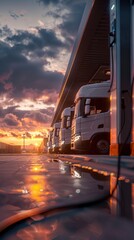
54,122 -> 61,128
75,80 -> 110,101
61,107 -> 74,118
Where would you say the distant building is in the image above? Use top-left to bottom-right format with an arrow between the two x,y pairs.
0,142 -> 21,153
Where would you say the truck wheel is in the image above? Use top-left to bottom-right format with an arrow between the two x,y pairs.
94,138 -> 109,155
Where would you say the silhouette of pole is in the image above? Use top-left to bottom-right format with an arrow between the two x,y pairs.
22,134 -> 26,150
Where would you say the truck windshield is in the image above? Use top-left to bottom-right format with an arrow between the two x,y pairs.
61,116 -> 68,128
74,99 -> 82,118
55,128 -> 60,137
50,132 -> 53,141
48,132 -> 53,141
84,97 -> 110,116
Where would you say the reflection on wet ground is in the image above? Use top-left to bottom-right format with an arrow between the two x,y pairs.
0,155 -> 110,216
2,208 -> 134,240
0,154 -> 134,239
0,156 -> 58,215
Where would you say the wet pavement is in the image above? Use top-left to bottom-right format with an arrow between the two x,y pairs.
0,154 -> 109,221
0,154 -> 134,239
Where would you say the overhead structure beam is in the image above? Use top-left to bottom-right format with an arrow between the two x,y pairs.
52,0 -> 110,125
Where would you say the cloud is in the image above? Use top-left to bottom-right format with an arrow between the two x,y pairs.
9,11 -> 24,20
1,27 -> 66,96
37,0 -> 60,5
0,100 -> 55,124
0,37 -> 59,133
0,40 -> 64,100
0,133 -> 8,138
58,1 -> 86,41
0,0 -> 85,103
38,0 -> 85,5
0,0 -> 86,142
40,107 -> 54,114
25,132 -> 32,138
34,133 -> 44,138
0,25 -> 12,38
37,0 -> 86,47
4,27 -> 69,71
0,106 -> 21,118
11,132 -> 20,138
38,20 -> 45,27
24,110 -> 52,124
0,71 -> 12,84
7,28 -> 66,50
3,113 -> 21,127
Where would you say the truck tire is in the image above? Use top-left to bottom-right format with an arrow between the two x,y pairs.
93,137 -> 109,155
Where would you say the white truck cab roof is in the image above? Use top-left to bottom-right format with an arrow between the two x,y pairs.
61,107 -> 74,118
54,122 -> 61,128
75,80 -> 110,102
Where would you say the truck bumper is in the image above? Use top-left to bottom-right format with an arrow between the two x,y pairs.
71,139 -> 92,153
60,144 -> 71,153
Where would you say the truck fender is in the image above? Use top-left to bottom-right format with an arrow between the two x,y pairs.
89,132 -> 110,144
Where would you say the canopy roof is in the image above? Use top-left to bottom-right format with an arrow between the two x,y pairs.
52,0 -> 110,125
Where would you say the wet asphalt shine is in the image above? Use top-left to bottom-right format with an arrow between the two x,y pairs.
0,154 -> 134,240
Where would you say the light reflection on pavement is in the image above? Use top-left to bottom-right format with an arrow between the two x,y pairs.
0,155 -> 59,221
0,154 -> 109,222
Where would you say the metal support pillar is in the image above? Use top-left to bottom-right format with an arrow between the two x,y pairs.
110,0 -> 132,155
118,179 -> 132,220
131,2 -> 134,155
110,175 -> 132,220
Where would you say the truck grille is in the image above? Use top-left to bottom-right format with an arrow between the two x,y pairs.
71,120 -> 75,147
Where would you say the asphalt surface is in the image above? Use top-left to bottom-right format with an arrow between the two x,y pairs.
0,154 -> 110,222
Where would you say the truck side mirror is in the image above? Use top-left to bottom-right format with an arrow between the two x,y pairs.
66,116 -> 71,128
85,99 -> 91,115
85,105 -> 90,115
56,128 -> 60,137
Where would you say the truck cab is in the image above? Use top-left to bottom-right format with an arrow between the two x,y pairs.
52,122 -> 61,153
59,107 -> 74,153
71,81 -> 110,154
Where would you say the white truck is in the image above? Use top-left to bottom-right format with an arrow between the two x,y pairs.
52,122 -> 61,153
59,107 -> 74,153
47,130 -> 53,153
71,81 -> 110,154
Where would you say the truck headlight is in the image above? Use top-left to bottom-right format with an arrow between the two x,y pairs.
74,135 -> 81,142
61,140 -> 65,145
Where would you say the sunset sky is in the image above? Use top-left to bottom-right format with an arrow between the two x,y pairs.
0,0 -> 86,146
